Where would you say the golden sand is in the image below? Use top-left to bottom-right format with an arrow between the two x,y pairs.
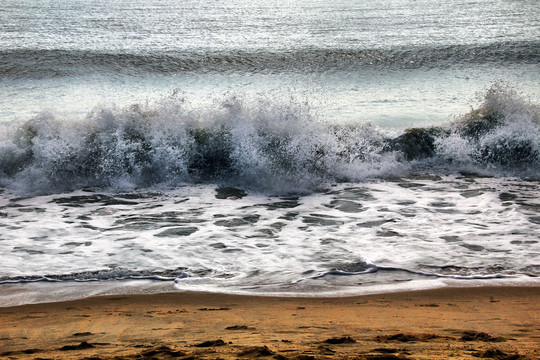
1,287 -> 539,359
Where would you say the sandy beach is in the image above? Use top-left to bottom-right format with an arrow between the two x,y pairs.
0,286 -> 538,359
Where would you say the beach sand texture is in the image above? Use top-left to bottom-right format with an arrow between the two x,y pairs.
1,287 -> 538,360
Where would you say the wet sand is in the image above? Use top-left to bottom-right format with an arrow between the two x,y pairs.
0,286 -> 539,360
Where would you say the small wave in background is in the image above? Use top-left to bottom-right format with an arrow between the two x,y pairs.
1,41 -> 538,78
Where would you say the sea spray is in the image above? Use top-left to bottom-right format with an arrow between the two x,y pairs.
0,83 -> 539,194
435,82 -> 540,169
0,94 -> 401,194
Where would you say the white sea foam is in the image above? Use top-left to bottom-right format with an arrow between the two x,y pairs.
1,175 -> 539,305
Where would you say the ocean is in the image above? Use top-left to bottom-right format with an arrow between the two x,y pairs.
0,0 -> 539,306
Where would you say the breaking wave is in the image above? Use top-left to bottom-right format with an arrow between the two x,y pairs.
0,82 -> 539,194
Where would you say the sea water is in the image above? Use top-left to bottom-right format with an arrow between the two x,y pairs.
0,0 -> 539,306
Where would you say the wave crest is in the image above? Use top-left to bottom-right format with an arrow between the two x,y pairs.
435,82 -> 540,168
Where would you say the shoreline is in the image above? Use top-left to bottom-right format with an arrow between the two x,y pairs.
2,276 -> 539,308
1,286 -> 539,359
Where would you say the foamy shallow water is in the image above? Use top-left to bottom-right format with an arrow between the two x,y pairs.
1,175 -> 539,306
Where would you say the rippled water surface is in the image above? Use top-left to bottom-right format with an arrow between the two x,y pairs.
2,175 -> 539,303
